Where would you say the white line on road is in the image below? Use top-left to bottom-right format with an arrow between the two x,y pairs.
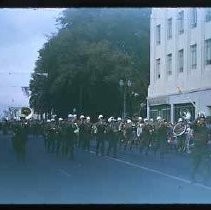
58,169 -> 72,177
89,150 -> 211,191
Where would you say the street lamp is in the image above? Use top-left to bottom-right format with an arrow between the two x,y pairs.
119,79 -> 132,119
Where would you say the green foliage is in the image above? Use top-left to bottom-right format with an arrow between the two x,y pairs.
30,8 -> 151,117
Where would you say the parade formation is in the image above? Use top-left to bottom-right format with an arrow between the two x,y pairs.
1,111 -> 211,183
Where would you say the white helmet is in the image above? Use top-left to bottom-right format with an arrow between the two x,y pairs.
86,116 -> 90,120
144,118 -> 148,122
127,119 -> 132,123
58,118 -> 63,121
178,118 -> 183,122
68,114 -> 73,118
117,117 -> 122,121
80,115 -> 85,119
108,117 -> 112,123
150,118 -> 154,122
47,119 -> 51,123
157,116 -> 162,121
98,115 -> 103,119
50,119 -> 55,122
73,114 -> 77,118
138,117 -> 142,121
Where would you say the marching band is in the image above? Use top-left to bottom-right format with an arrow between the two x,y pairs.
0,112 -> 211,160
1,111 -> 211,182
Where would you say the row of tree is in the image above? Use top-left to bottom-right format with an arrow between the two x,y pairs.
29,8 -> 151,119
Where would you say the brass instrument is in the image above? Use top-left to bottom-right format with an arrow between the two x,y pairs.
20,107 -> 33,120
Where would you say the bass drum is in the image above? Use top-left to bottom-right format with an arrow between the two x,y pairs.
173,122 -> 187,137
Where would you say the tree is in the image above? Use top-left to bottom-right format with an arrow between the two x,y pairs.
30,8 -> 151,118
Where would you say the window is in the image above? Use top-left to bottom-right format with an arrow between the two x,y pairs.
205,39 -> 211,65
156,58 -> 161,79
178,49 -> 184,72
178,11 -> 184,34
167,18 -> 172,39
156,24 -> 161,45
190,44 -> 197,69
166,54 -> 172,75
205,8 -> 211,22
161,108 -> 171,122
190,8 -> 197,28
149,109 -> 159,121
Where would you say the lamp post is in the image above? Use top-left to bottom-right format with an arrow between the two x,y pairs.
119,79 -> 132,118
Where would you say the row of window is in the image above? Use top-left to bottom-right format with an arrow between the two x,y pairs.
155,39 -> 211,79
156,8 -> 211,45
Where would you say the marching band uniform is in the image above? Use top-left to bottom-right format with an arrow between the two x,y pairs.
95,116 -> 107,156
106,118 -> 118,157
191,117 -> 209,183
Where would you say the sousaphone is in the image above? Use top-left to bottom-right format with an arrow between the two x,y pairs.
21,107 -> 33,120
173,111 -> 191,137
173,122 -> 187,137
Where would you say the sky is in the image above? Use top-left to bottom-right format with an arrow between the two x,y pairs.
0,8 -> 64,117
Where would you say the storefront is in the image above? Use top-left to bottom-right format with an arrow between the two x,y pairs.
148,96 -> 171,121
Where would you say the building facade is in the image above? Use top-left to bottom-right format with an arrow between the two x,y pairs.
147,8 -> 211,123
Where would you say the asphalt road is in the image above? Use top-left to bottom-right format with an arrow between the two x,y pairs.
0,132 -> 211,204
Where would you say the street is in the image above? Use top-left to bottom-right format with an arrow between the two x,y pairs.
0,132 -> 211,204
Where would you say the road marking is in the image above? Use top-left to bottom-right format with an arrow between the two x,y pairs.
89,150 -> 211,191
58,169 -> 71,177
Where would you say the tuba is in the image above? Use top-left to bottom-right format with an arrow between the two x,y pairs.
21,107 -> 33,120
173,122 -> 187,137
173,110 -> 192,137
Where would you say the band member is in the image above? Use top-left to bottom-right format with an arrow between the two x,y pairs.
136,117 -> 144,148
116,117 -> 124,150
78,115 -> 86,149
176,118 -> 187,153
95,115 -> 107,156
11,121 -> 28,162
140,118 -> 152,155
83,116 -> 92,151
61,119 -> 75,159
155,117 -> 168,159
191,114 -> 210,183
106,117 -> 118,157
123,119 -> 133,151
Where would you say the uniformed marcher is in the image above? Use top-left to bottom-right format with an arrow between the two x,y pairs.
106,117 -> 118,157
191,114 -> 210,183
155,117 -> 168,159
95,115 -> 107,156
60,119 -> 75,159
140,118 -> 151,155
11,120 -> 28,162
176,118 -> 187,152
123,119 -> 133,151
78,115 -> 86,149
83,116 -> 92,151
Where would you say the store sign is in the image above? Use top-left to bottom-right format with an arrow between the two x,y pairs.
148,96 -> 169,106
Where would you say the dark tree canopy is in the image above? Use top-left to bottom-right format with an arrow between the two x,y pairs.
30,8 -> 151,118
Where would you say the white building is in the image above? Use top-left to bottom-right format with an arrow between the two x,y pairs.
147,8 -> 211,123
